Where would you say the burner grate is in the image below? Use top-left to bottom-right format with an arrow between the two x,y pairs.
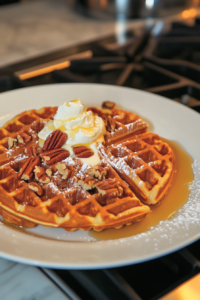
1,20 -> 200,111
43,242 -> 200,300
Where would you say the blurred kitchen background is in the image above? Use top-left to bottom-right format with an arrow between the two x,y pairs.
1,1 -> 200,300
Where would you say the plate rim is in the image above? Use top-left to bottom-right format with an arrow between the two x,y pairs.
0,83 -> 199,269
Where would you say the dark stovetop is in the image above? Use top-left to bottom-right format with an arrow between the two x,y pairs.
1,18 -> 200,300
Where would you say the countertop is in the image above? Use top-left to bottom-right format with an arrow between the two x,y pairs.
0,0 -> 148,68
0,257 -> 71,300
0,0 -> 191,68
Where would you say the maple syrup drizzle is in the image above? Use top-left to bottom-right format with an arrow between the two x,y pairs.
90,139 -> 194,241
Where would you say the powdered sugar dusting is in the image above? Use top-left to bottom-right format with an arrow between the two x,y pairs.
47,182 -> 61,195
8,153 -> 27,161
108,119 -> 147,138
145,159 -> 200,234
3,128 -> 200,252
95,160 -> 200,247
34,154 -> 200,245
80,162 -> 90,173
98,143 -> 137,178
64,156 -> 75,166
21,148 -> 200,248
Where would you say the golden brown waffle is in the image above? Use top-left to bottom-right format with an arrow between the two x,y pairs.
0,106 -> 150,231
0,106 -> 57,166
0,158 -> 150,231
98,132 -> 175,205
88,101 -> 175,205
88,106 -> 148,146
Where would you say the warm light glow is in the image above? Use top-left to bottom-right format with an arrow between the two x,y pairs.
18,61 -> 71,80
15,50 -> 93,81
100,0 -> 107,8
160,274 -> 200,300
193,0 -> 199,6
182,8 -> 197,19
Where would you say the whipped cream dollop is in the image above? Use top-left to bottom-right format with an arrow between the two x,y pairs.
38,99 -> 105,165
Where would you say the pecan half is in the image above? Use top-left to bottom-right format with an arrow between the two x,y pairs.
34,166 -> 50,184
86,165 -> 107,180
18,157 -> 40,181
73,146 -> 94,158
75,176 -> 96,190
43,130 -> 68,151
55,162 -> 71,179
102,101 -> 116,110
95,178 -> 123,198
28,182 -> 43,196
40,148 -> 70,165
17,132 -> 31,144
8,137 -> 17,149
24,146 -> 38,157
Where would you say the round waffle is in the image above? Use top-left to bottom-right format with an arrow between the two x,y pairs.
0,106 -> 150,231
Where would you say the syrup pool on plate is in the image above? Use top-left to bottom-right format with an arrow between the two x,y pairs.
90,139 -> 194,240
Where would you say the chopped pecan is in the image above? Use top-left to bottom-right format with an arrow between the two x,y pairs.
95,178 -> 123,198
76,176 -> 96,190
48,164 -> 58,174
105,115 -> 116,132
34,166 -> 50,184
102,115 -> 108,128
43,130 -> 68,151
46,168 -> 52,177
36,147 -> 43,155
86,165 -> 107,180
17,132 -> 31,144
68,165 -> 76,177
18,157 -> 40,181
73,146 -> 94,158
55,162 -> 71,179
102,101 -> 116,110
8,137 -> 17,149
24,146 -> 37,157
28,182 -> 43,196
40,148 -> 70,165
73,159 -> 82,172
99,187 -> 119,198
113,110 -> 136,124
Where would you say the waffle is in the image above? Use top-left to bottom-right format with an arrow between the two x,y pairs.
88,101 -> 176,205
0,106 -> 150,231
98,132 -> 175,205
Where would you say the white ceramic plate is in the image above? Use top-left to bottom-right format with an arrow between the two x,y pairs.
0,83 -> 200,269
